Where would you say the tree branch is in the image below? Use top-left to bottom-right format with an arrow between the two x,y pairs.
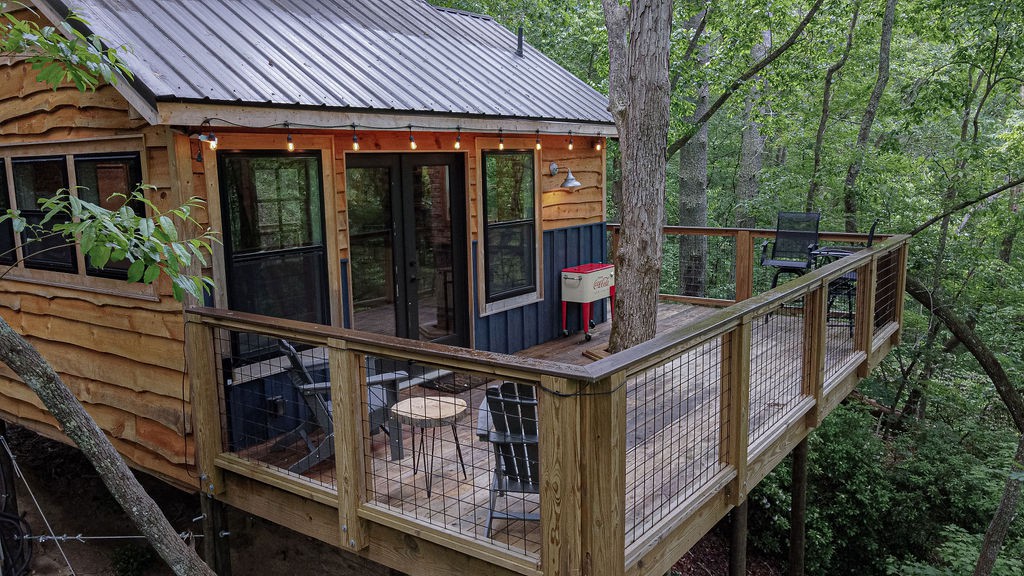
666,0 -> 825,158
908,175 -> 1024,237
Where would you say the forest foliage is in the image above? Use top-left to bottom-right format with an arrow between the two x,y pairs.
437,1 -> 1024,573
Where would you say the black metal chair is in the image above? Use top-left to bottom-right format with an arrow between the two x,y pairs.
826,220 -> 879,335
760,211 -> 821,289
476,381 -> 539,538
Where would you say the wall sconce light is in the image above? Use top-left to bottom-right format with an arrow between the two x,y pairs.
549,162 -> 582,188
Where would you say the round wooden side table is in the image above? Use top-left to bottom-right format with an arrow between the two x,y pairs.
391,396 -> 468,496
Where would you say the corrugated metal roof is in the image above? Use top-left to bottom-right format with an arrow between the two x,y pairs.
52,0 -> 613,125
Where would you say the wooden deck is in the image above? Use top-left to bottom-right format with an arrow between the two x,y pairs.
236,300 -> 861,556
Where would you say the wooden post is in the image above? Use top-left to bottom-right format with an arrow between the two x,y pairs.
580,372 -> 626,576
854,258 -> 878,377
728,500 -> 748,576
539,375 -> 582,576
735,231 -> 754,302
330,339 -> 370,551
200,495 -> 232,575
802,285 -> 826,426
186,315 -> 225,495
788,438 -> 809,576
720,319 -> 751,505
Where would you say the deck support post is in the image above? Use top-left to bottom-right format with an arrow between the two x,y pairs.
539,375 -> 582,576
728,500 -> 748,576
579,372 -> 626,576
788,438 -> 809,576
330,340 -> 369,551
186,315 -> 226,495
200,495 -> 232,576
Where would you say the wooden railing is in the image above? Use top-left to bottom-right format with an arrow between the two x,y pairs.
185,233 -> 910,576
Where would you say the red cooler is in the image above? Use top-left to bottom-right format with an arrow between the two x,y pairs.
560,263 -> 615,341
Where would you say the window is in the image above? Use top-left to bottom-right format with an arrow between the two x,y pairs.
75,153 -> 144,278
12,157 -> 75,272
482,150 -> 537,302
4,151 -> 143,279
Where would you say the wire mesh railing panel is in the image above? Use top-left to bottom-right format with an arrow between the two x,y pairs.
749,295 -> 807,445
824,275 -> 858,386
661,233 -> 737,301
873,249 -> 901,336
624,337 -> 726,545
215,330 -> 338,488
363,357 -> 541,558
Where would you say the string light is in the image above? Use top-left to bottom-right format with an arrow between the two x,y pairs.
351,124 -> 359,150
595,138 -> 602,151
535,129 -> 541,150
498,128 -> 504,150
568,130 -> 574,151
454,126 -> 461,150
286,123 -> 295,152
409,125 -> 417,150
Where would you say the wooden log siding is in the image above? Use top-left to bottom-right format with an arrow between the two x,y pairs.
0,56 -> 195,488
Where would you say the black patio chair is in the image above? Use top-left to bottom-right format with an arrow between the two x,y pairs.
826,219 -> 879,335
760,211 -> 821,289
476,381 -> 540,538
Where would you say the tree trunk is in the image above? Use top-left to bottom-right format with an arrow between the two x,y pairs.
806,5 -> 860,212
0,318 -> 215,576
603,0 -> 673,352
677,41 -> 710,298
973,434 -> 1024,576
842,0 -> 897,232
734,31 -> 770,228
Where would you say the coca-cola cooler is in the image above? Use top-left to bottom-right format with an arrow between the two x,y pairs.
560,263 -> 615,341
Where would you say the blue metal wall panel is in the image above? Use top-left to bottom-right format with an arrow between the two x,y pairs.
475,222 -> 608,354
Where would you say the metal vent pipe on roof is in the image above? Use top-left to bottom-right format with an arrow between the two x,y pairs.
517,26 -> 524,57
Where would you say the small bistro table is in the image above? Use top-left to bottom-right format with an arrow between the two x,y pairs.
391,396 -> 469,496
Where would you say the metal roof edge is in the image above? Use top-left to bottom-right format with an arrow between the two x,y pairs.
155,100 -> 619,137
30,0 -> 161,125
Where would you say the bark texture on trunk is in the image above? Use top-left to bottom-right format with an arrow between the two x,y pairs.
973,434 -> 1024,576
603,0 -> 672,352
842,0 -> 897,232
677,40 -> 710,298
806,5 -> 859,212
0,318 -> 215,576
734,31 -> 770,229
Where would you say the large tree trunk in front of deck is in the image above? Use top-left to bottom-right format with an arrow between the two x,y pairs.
0,318 -> 216,576
603,0 -> 673,352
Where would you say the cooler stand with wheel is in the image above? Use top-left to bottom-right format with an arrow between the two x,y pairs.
560,263 -> 615,341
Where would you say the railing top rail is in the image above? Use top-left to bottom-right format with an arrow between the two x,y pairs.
186,234 -> 909,388
606,223 -> 890,244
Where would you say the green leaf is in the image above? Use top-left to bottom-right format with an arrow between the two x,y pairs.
89,244 -> 111,269
138,218 -> 155,237
126,259 -> 146,283
158,215 -> 178,241
142,263 -> 160,284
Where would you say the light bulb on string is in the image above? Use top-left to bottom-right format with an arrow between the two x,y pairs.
498,128 -> 504,150
535,130 -> 541,150
207,133 -> 217,150
287,134 -> 295,152
409,126 -> 417,150
568,131 -> 574,151
454,126 -> 461,150
595,138 -> 602,152
351,124 -> 360,151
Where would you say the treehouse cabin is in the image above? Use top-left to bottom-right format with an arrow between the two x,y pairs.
0,1 -> 910,575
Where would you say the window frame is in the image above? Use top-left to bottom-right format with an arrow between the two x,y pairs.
0,136 -> 156,299
477,143 -> 543,315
